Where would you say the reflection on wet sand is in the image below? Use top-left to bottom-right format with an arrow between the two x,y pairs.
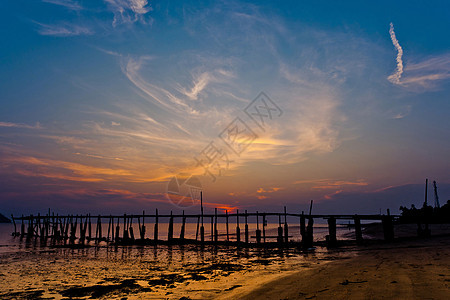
1,238 -> 336,300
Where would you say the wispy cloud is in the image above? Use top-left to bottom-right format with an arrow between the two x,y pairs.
400,53 -> 450,90
387,22 -> 404,84
177,70 -> 235,101
104,0 -> 152,26
35,22 -> 93,36
293,179 -> 368,189
0,121 -> 42,129
122,56 -> 195,115
42,0 -> 82,11
386,105 -> 412,119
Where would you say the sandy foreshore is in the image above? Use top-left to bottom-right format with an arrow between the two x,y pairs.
232,236 -> 450,299
1,224 -> 449,299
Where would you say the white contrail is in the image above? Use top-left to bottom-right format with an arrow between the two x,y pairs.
387,22 -> 404,84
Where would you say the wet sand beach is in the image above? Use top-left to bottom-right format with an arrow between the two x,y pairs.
0,240 -> 350,299
237,236 -> 450,300
1,224 -> 450,299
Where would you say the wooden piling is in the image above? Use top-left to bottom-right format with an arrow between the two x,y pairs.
277,214 -> 283,245
129,217 -> 135,241
284,207 -> 289,244
300,211 -> 306,241
20,215 -> 25,237
200,191 -> 204,243
27,215 -> 33,239
154,209 -> 159,242
262,214 -> 266,244
11,215 -> 17,236
214,208 -> 218,243
304,216 -> 314,249
168,211 -> 174,242
88,214 -> 92,241
123,214 -> 128,241
137,216 -> 141,240
245,210 -> 249,244
96,215 -> 102,242
80,216 -> 86,243
64,216 -> 69,241
327,216 -> 337,247
210,216 -> 214,242
69,216 -> 76,244
140,210 -> 146,240
115,217 -> 120,242
180,210 -> 185,240
382,210 -> 394,241
111,217 -> 115,242
107,216 -> 112,242
354,215 -> 363,243
226,210 -> 229,242
256,211 -> 261,244
195,216 -> 200,241
236,210 -> 240,243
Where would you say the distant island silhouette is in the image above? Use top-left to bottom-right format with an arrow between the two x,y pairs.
0,213 -> 11,223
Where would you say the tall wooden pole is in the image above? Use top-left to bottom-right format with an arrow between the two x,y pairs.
200,191 -> 204,243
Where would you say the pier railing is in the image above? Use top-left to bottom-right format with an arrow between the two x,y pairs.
11,208 -> 400,248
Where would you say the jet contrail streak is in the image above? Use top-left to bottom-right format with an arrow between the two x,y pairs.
388,22 -> 404,84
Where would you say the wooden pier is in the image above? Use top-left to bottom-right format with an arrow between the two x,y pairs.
10,207 -> 405,248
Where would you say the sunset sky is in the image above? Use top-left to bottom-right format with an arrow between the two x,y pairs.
1,0 -> 449,216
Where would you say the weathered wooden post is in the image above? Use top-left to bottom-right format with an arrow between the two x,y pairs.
195,216 -> 200,241
52,213 -> 56,238
107,216 -> 112,242
111,217 -> 115,242
70,216 -> 77,244
115,217 -> 120,242
226,210 -> 229,242
300,211 -> 306,243
245,210 -> 249,244
140,210 -> 146,240
284,207 -> 289,244
154,209 -> 159,242
129,216 -> 135,241
304,216 -> 314,249
303,201 -> 314,249
88,214 -> 92,242
236,210 -> 240,243
97,215 -> 102,242
168,211 -> 174,242
122,214 -> 128,241
354,215 -> 363,244
214,208 -> 218,243
210,216 -> 214,242
180,210 -> 185,240
277,214 -> 283,245
45,213 -> 50,239
55,216 -> 60,240
20,215 -> 25,238
80,216 -> 86,244
262,214 -> 266,244
256,211 -> 261,244
200,191 -> 204,243
327,216 -> 337,247
200,218 -> 205,243
382,209 -> 394,241
27,215 -> 33,239
11,215 -> 17,236
36,214 -> 41,238
64,216 -> 69,242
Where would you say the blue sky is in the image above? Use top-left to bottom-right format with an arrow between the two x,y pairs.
0,0 -> 449,215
